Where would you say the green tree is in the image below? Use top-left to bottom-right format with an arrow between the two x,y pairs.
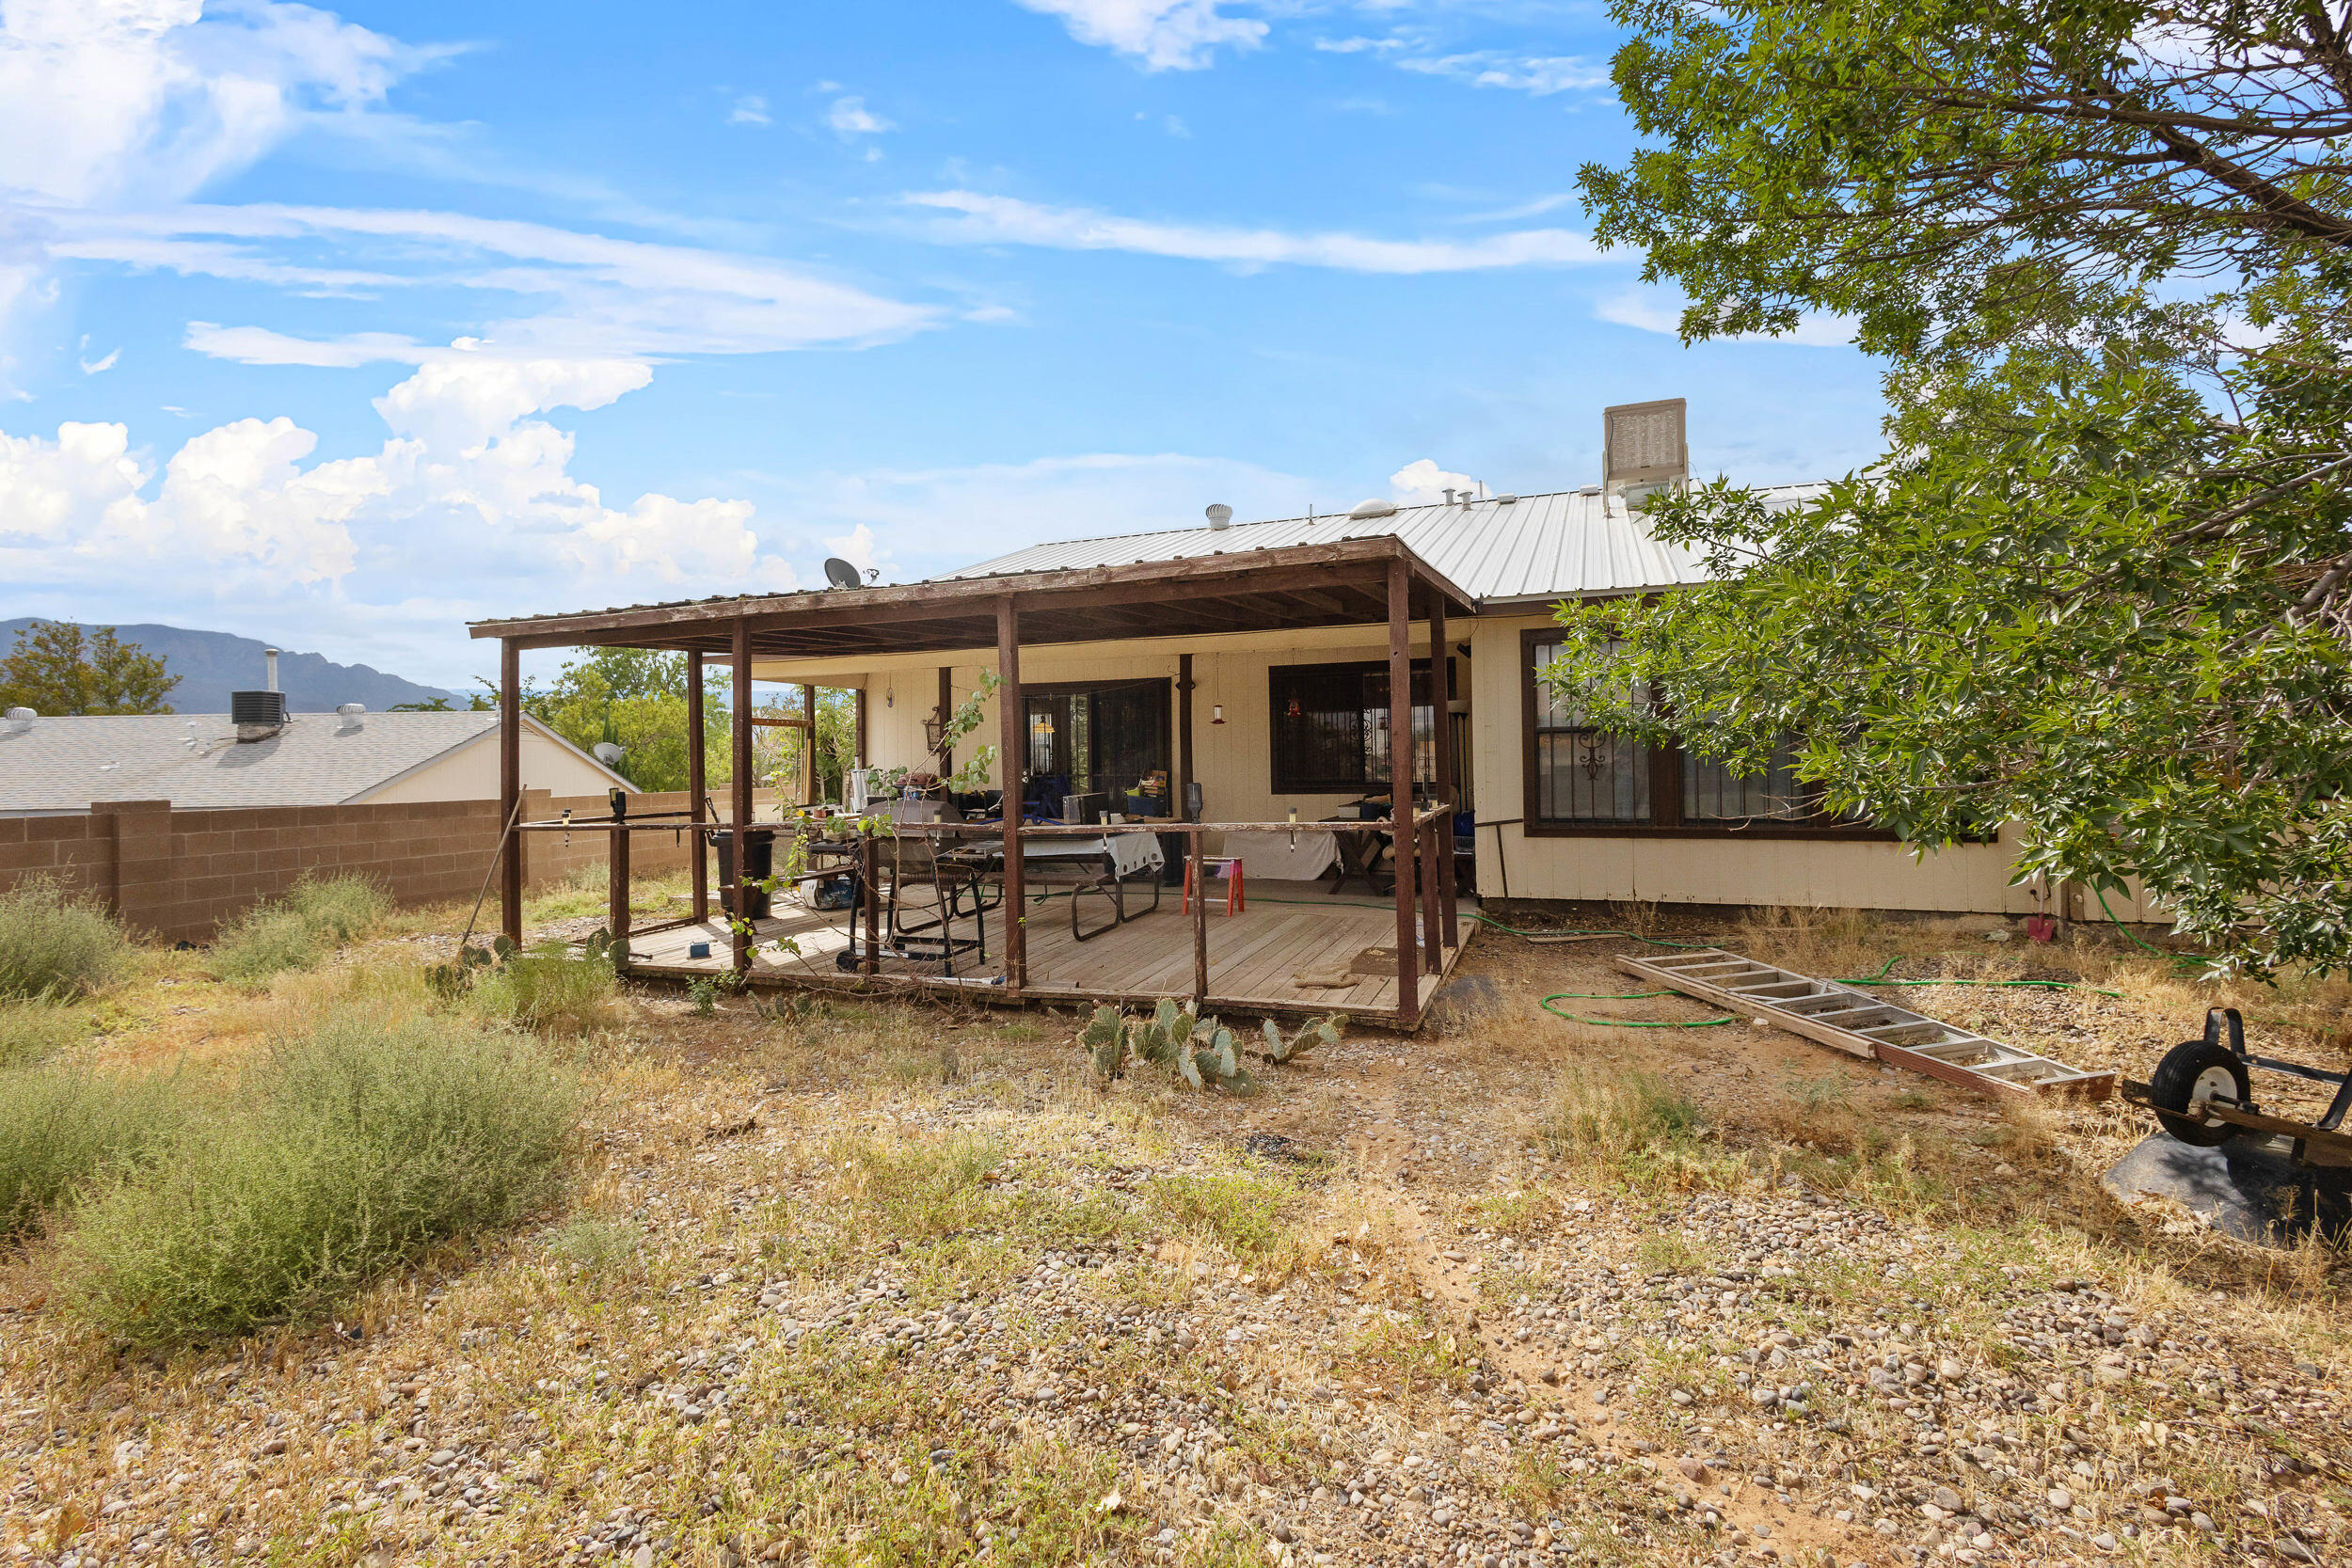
1559,0 -> 2352,974
0,622 -> 178,716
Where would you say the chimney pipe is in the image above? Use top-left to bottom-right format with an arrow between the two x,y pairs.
264,648 -> 280,692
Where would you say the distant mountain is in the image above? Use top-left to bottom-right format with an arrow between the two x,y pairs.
0,619 -> 456,714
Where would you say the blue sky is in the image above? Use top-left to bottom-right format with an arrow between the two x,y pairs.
0,0 -> 1884,690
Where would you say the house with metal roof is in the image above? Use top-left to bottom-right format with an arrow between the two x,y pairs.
0,707 -> 631,816
465,399 -> 2035,1029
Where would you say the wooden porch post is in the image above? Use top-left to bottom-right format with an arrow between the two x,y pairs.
1428,578 -> 1458,946
607,823 -> 631,974
802,682 -> 818,804
688,652 -> 708,922
731,618 -> 754,974
1176,652 -> 1195,821
995,601 -> 1026,991
1191,829 -> 1208,1008
1387,558 -> 1419,1021
498,637 -> 523,946
937,666 -> 955,777
853,687 -> 867,775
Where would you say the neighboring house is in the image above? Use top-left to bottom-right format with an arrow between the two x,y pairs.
0,708 -> 631,816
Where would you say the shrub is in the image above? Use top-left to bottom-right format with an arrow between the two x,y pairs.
58,1011 -> 578,1344
544,1214 -> 642,1272
0,1001 -> 84,1067
282,873 -> 390,943
0,878 -> 130,1000
0,1065 -> 183,1236
212,907 -> 326,989
211,873 -> 391,990
467,940 -> 619,1035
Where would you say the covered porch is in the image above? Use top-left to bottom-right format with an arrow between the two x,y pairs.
468,536 -> 1478,1029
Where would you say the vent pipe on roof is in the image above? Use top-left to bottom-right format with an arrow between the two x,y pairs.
264,648 -> 279,692
5,706 -> 32,735
1205,502 -> 1232,531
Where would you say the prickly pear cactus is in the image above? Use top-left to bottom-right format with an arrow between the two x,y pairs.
1259,1014 -> 1343,1065
1086,1002 -> 1255,1092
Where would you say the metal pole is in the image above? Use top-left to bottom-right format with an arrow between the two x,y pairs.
688,652 -> 707,922
731,618 -> 754,975
1387,558 -> 1419,1022
498,638 -> 523,946
995,600 -> 1025,991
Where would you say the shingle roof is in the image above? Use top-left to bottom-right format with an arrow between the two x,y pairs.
0,711 -> 615,815
948,483 -> 1829,605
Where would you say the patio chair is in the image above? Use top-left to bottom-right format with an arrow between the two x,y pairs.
878,831 -> 998,974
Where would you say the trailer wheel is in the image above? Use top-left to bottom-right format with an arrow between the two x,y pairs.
2149,1038 -> 2249,1147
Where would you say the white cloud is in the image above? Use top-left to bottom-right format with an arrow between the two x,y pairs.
0,353 -> 794,610
904,190 -> 1602,273
0,0 -> 447,210
72,203 -> 939,360
76,336 -> 119,374
728,93 -> 771,126
1597,285 -> 1857,347
1012,0 -> 1267,71
826,95 -> 892,136
1397,52 -> 1611,96
1388,458 -> 1478,505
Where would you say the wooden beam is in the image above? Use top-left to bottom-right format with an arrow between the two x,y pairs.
853,687 -> 867,777
468,535 -> 1466,646
996,600 -> 1025,991
1176,652 -> 1195,823
731,618 -> 754,974
1388,558 -> 1419,1023
1191,829 -> 1208,1009
498,639 -> 524,946
1428,575 -> 1457,946
688,652 -> 707,922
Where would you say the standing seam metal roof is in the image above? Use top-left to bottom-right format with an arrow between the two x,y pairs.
948,483 -> 1830,602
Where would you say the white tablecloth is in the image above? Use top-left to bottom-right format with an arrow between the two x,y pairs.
1216,828 -> 1339,881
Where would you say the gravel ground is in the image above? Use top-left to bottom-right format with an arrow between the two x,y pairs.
2,916 -> 2346,1568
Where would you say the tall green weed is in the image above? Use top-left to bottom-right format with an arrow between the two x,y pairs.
59,1010 -> 577,1344
0,1065 -> 183,1236
0,878 -> 129,1000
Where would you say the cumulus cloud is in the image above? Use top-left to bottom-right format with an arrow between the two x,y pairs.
0,351 -> 793,610
903,190 -> 1602,273
1388,458 -> 1479,505
1012,0 -> 1266,71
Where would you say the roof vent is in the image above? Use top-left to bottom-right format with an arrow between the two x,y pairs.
231,689 -> 288,742
335,702 -> 365,732
1205,502 -> 1232,531
1493,493 -> 1518,504
1348,498 -> 1398,520
5,706 -> 32,735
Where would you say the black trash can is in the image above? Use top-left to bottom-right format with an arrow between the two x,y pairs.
707,827 -> 776,919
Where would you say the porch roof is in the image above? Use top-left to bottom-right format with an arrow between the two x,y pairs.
468,534 -> 1476,657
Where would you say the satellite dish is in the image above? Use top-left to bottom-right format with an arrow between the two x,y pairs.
823,557 -> 864,590
592,741 -> 625,767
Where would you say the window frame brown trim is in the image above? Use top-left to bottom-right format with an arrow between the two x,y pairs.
1519,626 -> 1901,842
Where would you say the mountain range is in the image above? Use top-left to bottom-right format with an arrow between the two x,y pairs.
0,619 -> 455,714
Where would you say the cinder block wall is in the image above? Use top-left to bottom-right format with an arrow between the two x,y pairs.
0,787 -> 785,943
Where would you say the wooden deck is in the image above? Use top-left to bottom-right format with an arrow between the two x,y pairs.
614,879 -> 1477,1025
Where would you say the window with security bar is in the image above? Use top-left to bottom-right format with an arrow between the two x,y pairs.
1528,637 -> 1650,823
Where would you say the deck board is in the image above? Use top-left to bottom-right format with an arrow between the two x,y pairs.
611,881 -> 1475,1024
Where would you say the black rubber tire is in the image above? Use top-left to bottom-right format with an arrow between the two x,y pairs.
2149,1038 -> 2249,1147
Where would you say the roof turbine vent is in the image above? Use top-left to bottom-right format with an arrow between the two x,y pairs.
5,706 -> 32,735
1204,503 -> 1232,531
1347,498 -> 1398,520
335,702 -> 365,732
